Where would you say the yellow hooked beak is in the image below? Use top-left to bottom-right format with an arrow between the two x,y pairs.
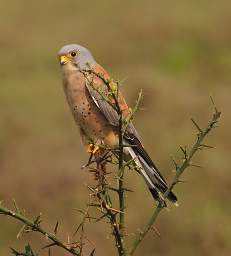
60,55 -> 70,65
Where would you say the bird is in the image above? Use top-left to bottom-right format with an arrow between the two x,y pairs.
57,44 -> 177,204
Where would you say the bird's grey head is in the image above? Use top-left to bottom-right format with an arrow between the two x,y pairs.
58,44 -> 97,70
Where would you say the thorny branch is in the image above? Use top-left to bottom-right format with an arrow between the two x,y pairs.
129,99 -> 221,255
82,69 -> 129,255
0,202 -> 80,256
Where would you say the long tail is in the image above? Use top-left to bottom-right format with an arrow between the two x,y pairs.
124,135 -> 177,204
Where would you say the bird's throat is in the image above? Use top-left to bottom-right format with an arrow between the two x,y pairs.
61,62 -> 79,75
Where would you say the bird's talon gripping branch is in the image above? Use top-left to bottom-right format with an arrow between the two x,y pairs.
86,143 -> 100,154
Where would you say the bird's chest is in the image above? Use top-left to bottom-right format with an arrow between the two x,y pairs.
63,72 -> 112,142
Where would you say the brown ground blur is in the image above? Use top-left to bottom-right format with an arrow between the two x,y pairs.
0,0 -> 230,255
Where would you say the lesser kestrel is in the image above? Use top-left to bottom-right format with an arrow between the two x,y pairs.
58,44 -> 177,204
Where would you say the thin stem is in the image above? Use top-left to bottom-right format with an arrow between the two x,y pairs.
114,81 -> 126,255
118,111 -> 125,234
105,208 -> 125,256
92,162 -> 125,256
0,204 -> 80,256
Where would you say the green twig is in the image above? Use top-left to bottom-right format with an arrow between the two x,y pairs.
0,204 -> 80,256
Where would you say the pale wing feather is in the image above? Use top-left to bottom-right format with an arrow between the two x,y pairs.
85,77 -> 177,203
85,81 -> 141,139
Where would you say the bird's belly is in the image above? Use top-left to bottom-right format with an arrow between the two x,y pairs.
75,106 -> 118,148
70,92 -> 118,148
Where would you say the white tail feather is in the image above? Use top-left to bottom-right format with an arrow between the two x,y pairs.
125,144 -> 155,189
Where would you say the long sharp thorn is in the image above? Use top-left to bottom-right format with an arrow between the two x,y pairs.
189,162 -> 203,168
42,243 -> 56,250
179,146 -> 186,155
73,222 -> 83,237
16,224 -> 26,239
210,95 -> 219,114
151,226 -> 161,237
200,144 -> 214,149
171,156 -> 178,169
176,179 -> 186,184
191,118 -> 202,132
89,248 -> 96,256
123,187 -> 134,192
94,213 -> 108,223
13,199 -> 20,214
54,221 -> 59,235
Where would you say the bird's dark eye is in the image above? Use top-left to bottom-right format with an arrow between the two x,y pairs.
71,51 -> 77,57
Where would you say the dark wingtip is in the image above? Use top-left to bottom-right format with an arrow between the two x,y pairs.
149,188 -> 178,205
149,188 -> 167,206
167,191 -> 178,203
149,188 -> 160,201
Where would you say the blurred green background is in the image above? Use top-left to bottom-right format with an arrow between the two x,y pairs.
0,0 -> 230,255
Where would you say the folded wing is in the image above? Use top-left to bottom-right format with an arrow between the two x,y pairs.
84,65 -> 177,203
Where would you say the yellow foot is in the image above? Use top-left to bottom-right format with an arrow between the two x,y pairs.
86,143 -> 100,154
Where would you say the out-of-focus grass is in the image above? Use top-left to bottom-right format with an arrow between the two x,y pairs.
0,0 -> 230,255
